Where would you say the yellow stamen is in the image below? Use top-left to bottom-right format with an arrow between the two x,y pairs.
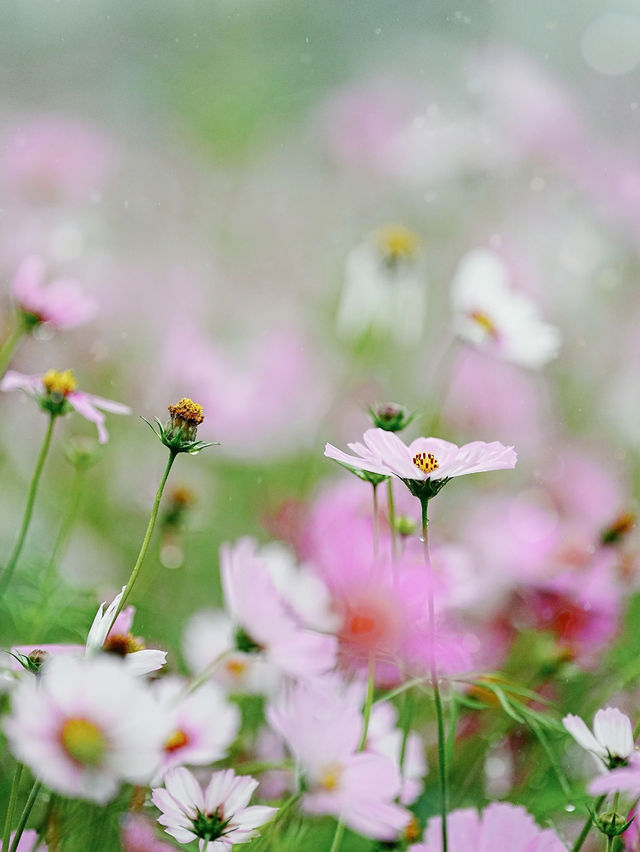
42,369 -> 77,396
412,451 -> 439,475
470,310 -> 499,339
319,763 -> 342,792
60,718 -> 106,767
374,224 -> 420,263
103,633 -> 144,656
168,398 -> 204,425
164,729 -> 189,753
225,658 -> 247,678
404,815 -> 421,843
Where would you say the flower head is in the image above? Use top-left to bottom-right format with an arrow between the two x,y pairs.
450,247 -> 561,369
368,401 -> 415,432
11,254 -> 97,331
0,369 -> 130,443
564,706 -> 634,771
145,397 -> 217,455
151,766 -> 276,851
4,655 -> 168,803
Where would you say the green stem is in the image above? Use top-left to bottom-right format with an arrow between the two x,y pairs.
387,478 -> 397,560
446,694 -> 458,769
0,318 -> 25,379
233,760 -> 295,775
111,450 -> 176,624
31,466 -> 86,640
372,482 -> 379,557
399,688 -> 415,777
0,415 -> 56,598
9,780 -> 41,852
358,655 -> 376,751
2,762 -> 24,852
328,820 -> 346,852
571,795 -> 606,852
421,498 -> 448,852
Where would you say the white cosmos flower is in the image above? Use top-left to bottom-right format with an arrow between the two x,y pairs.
451,247 -> 561,369
151,766 -> 276,851
337,225 -> 427,346
4,655 -> 168,803
563,706 -> 635,771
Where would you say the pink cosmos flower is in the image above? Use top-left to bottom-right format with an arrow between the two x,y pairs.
408,801 -> 566,851
4,655 -> 168,803
2,829 -> 46,851
11,255 -> 96,330
1,369 -> 130,443
121,814 -> 176,852
589,752 -> 640,796
325,427 -> 516,484
151,766 -> 276,851
366,701 -> 427,805
220,538 -> 337,680
153,676 -> 240,779
267,681 -> 410,841
563,706 -> 634,772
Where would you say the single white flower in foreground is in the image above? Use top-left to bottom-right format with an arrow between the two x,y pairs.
1,369 -> 130,443
325,427 -> 516,499
563,706 -> 634,771
451,247 -> 561,369
336,224 -> 427,346
4,655 -> 168,803
151,766 -> 276,851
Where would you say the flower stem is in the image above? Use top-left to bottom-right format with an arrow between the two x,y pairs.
9,780 -> 41,852
371,482 -> 379,557
328,820 -> 346,852
0,414 -> 56,598
571,795 -> 606,852
2,762 -> 24,852
0,317 -> 25,379
111,450 -> 176,623
399,688 -> 415,777
358,654 -> 376,751
421,497 -> 448,852
387,478 -> 397,560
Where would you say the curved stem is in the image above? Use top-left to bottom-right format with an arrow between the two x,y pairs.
0,318 -> 25,379
0,415 -> 56,598
111,450 -> 176,624
2,762 -> 24,852
9,780 -> 41,852
571,795 -> 605,852
421,498 -> 448,852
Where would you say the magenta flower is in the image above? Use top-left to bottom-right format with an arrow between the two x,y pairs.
408,802 -> 566,851
221,538 -> 337,680
11,255 -> 96,330
1,369 -> 130,443
267,681 -> 410,841
151,766 -> 276,851
325,428 -> 516,494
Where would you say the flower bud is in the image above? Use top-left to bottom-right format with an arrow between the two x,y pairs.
368,402 -> 415,432
594,810 -> 634,838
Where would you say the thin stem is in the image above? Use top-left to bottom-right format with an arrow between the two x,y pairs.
111,450 -> 176,624
328,820 -> 346,852
9,780 -> 42,852
2,762 -> 24,852
571,795 -> 606,852
421,498 -> 448,852
0,317 -> 25,379
0,415 -> 56,598
399,688 -> 415,777
387,478 -> 397,560
180,650 -> 232,699
371,482 -> 379,557
358,655 -> 376,751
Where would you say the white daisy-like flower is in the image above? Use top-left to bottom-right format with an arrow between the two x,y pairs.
4,655 -> 168,803
337,225 -> 427,346
450,247 -> 561,369
563,706 -> 635,771
151,766 -> 276,851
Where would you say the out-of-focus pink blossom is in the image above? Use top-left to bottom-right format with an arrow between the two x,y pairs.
121,814 -> 176,852
2,829 -> 47,851
11,254 -> 96,330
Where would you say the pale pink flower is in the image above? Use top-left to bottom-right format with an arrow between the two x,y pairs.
0,370 -> 130,443
408,801 -> 566,851
450,247 -> 561,369
151,766 -> 276,851
267,681 -> 411,840
121,814 -> 176,852
622,803 -> 640,851
2,829 -> 46,851
366,702 -> 427,805
4,655 -> 168,803
589,753 -> 640,796
221,538 -> 337,680
153,676 -> 240,778
564,706 -> 634,771
11,255 -> 96,329
325,427 -> 516,483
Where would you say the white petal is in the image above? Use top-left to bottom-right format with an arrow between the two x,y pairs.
562,714 -> 607,759
593,707 -> 635,759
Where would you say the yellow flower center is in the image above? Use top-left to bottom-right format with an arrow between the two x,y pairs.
319,763 -> 342,792
412,451 -> 439,475
164,729 -> 189,753
375,224 -> 419,263
168,398 -> 205,425
103,633 -> 144,656
225,658 -> 248,678
42,369 -> 77,396
470,310 -> 499,339
60,718 -> 106,767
